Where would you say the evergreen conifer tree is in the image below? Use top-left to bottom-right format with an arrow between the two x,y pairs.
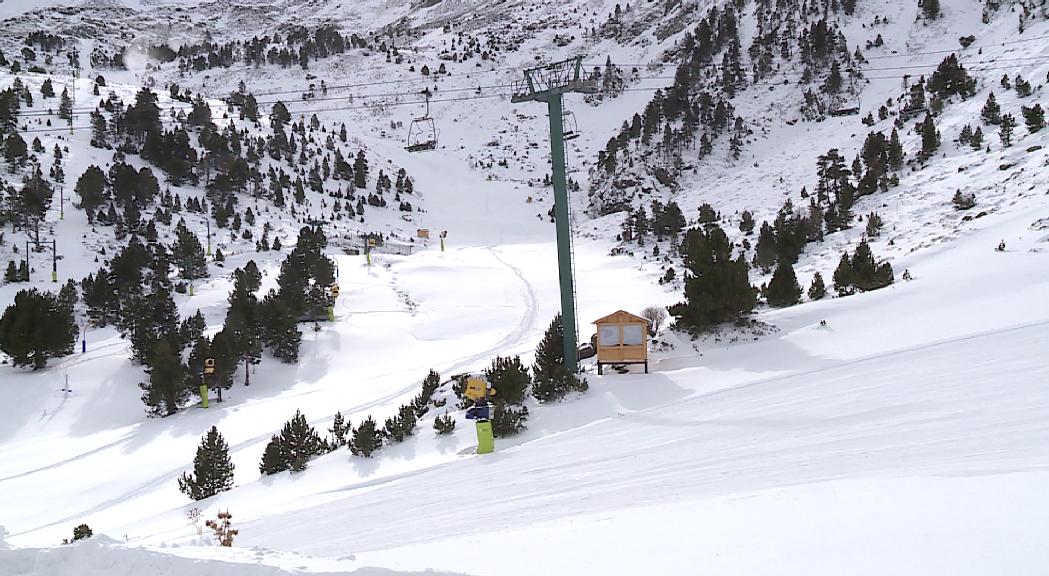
1022,104 -> 1045,133
833,252 -> 854,296
808,272 -> 827,300
0,288 -> 78,369
139,339 -> 187,416
329,411 -> 349,448
981,92 -> 1001,125
349,415 -> 382,457
58,88 -> 72,120
752,221 -> 777,272
531,314 -> 587,403
766,261 -> 802,307
670,224 -> 756,331
178,426 -> 235,501
484,355 -> 531,405
1000,113 -> 1016,146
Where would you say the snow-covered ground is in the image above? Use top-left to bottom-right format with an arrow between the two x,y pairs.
2,0 -> 1049,574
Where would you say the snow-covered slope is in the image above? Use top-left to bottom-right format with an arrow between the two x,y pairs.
2,0 -> 1049,574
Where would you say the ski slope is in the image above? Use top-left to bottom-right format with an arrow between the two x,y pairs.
2,0 -> 1049,574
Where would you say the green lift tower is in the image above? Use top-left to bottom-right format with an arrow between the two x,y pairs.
511,57 -> 597,373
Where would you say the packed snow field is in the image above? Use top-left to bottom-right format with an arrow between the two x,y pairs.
2,0 -> 1049,574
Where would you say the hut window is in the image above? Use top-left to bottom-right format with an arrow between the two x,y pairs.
598,325 -> 621,346
622,324 -> 644,346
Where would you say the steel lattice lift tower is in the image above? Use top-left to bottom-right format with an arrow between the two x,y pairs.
511,57 -> 597,372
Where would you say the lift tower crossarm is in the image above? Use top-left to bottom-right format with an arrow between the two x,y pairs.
510,57 -> 597,373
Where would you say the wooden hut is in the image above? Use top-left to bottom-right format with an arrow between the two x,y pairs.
592,310 -> 649,375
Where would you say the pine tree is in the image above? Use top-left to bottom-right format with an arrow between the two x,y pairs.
178,426 -> 235,501
970,126 -> 984,150
383,403 -> 418,443
328,411 -> 349,448
981,92 -> 1001,125
4,261 -> 18,283
922,0 -> 940,19
808,272 -> 827,300
349,415 -> 382,457
270,101 -> 291,128
1022,104 -> 1045,133
1000,113 -> 1016,147
752,221 -> 777,273
670,224 -> 756,331
58,88 -> 72,120
259,435 -> 284,474
5,132 -> 28,168
738,210 -> 755,235
433,413 -> 456,435
850,240 -> 894,291
919,114 -> 940,160
282,410 -> 325,471
833,252 -> 854,296
491,403 -> 529,438
139,339 -> 188,417
766,261 -> 802,307
484,355 -> 531,405
0,288 -> 78,369
531,314 -> 587,403
40,78 -> 54,98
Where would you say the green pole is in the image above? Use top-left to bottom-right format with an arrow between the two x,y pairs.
546,94 -> 578,373
440,236 -> 445,252
199,384 -> 209,409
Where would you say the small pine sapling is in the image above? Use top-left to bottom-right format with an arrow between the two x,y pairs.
433,412 -> 456,435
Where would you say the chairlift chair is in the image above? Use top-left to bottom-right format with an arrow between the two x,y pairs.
405,89 -> 438,152
562,109 -> 580,141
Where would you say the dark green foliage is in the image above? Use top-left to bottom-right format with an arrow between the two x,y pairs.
808,272 -> 827,300
865,212 -> 884,238
75,165 -> 107,221
922,0 -> 940,19
531,314 -> 588,403
484,355 -> 530,405
697,203 -> 718,225
766,261 -> 801,307
1022,104 -> 1045,133
919,114 -> 940,160
0,289 -> 77,369
970,126 -> 984,150
952,190 -> 976,210
58,88 -> 72,120
491,403 -> 529,438
738,210 -> 754,235
328,411 -> 349,449
981,92 -> 1001,125
349,415 -> 382,457
833,240 -> 893,295
1000,113 -> 1016,147
259,410 -> 325,474
383,403 -> 418,443
171,220 -> 208,280
4,132 -> 27,168
178,426 -> 235,501
140,339 -> 187,416
72,524 -> 92,541
411,369 -> 442,416
259,291 -> 301,362
752,221 -> 777,272
670,224 -> 756,331
17,168 -> 54,243
270,101 -> 290,128
927,54 -> 975,99
433,413 -> 456,435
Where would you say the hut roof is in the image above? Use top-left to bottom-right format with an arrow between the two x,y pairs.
592,310 -> 649,325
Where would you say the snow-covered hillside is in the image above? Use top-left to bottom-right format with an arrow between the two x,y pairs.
1,0 -> 1048,574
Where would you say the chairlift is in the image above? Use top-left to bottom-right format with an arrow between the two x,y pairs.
405,89 -> 438,152
562,109 -> 580,141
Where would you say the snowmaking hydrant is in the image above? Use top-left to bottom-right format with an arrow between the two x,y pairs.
463,377 -> 497,454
